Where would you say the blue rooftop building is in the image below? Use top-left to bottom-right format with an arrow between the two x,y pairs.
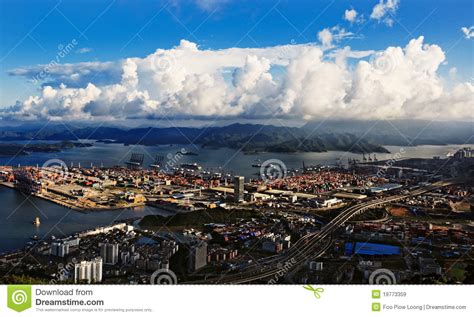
345,242 -> 401,256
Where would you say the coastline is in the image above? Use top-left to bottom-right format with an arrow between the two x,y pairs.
0,182 -> 147,213
0,222 -> 131,257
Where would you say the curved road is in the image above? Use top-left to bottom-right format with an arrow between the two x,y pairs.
188,180 -> 458,284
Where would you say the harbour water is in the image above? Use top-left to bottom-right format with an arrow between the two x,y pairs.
0,141 -> 470,179
0,186 -> 173,253
0,142 -> 471,253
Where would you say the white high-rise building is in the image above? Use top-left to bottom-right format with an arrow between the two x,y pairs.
234,176 -> 244,203
91,257 -> 103,282
188,241 -> 207,272
74,257 -> 103,284
51,242 -> 70,257
100,243 -> 119,265
120,251 -> 130,265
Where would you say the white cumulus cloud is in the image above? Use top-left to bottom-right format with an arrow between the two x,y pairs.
317,28 -> 333,48
1,36 -> 472,123
344,9 -> 358,23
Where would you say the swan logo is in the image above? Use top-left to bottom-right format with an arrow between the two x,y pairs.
7,285 -> 32,312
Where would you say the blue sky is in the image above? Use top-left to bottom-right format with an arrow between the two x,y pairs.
0,0 -> 472,123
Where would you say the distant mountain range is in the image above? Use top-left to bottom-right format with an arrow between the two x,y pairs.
0,123 -> 387,154
0,120 -> 472,154
303,120 -> 473,146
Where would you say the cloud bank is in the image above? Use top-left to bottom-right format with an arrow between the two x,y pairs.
2,36 -> 472,122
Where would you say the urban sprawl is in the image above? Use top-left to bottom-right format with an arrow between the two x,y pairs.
0,147 -> 473,284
